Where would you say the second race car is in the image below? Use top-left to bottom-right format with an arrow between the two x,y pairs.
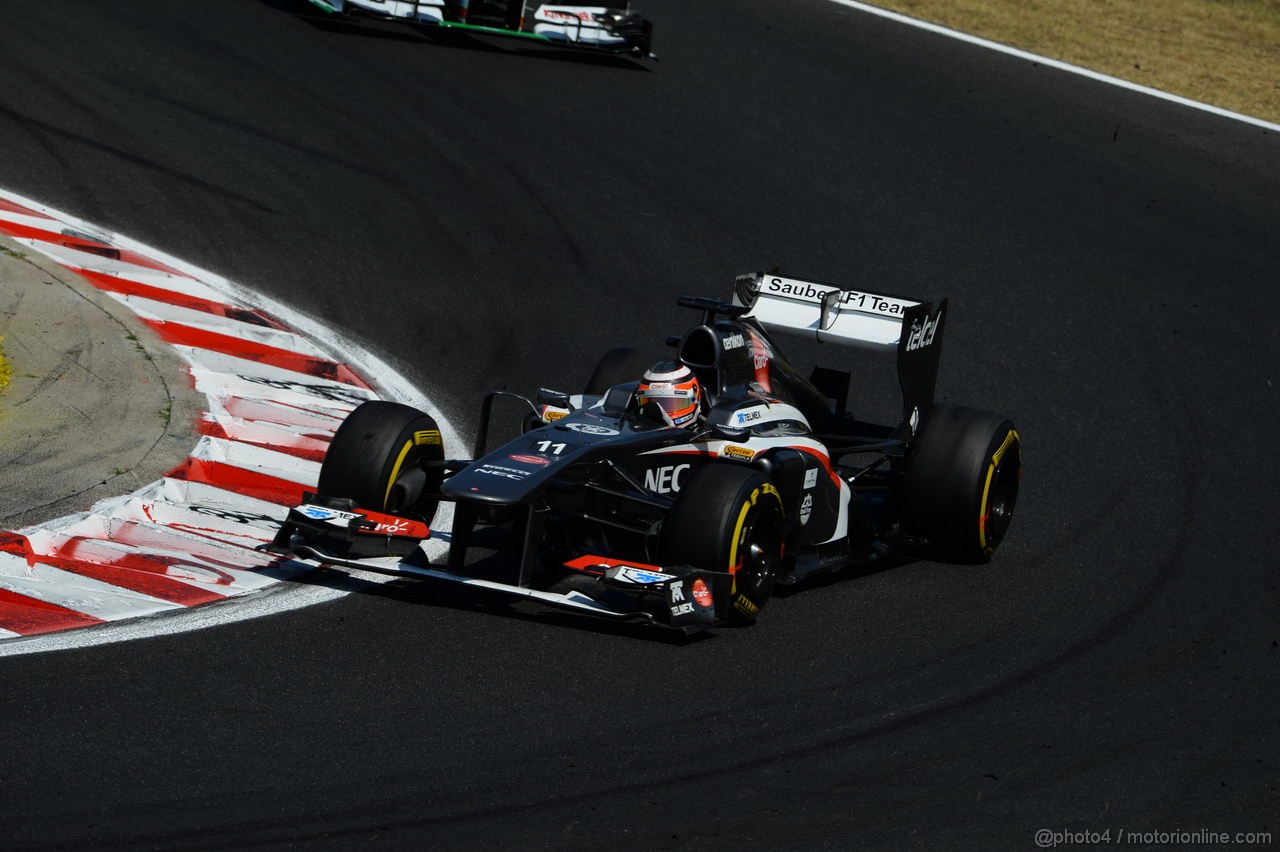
303,0 -> 655,58
271,272 -> 1022,633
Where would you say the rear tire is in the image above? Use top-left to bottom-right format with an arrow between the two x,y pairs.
899,404 -> 1021,562
660,465 -> 786,624
318,401 -> 446,524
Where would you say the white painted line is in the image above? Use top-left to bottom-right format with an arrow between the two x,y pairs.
825,0 -> 1280,133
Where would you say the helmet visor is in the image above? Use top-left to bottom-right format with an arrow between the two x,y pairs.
637,386 -> 698,422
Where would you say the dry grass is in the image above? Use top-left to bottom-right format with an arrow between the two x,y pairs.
866,0 -> 1280,123
0,338 -> 9,396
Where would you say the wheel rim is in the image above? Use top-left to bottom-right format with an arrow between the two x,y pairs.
741,514 -> 784,594
985,447 -> 1021,544
388,467 -> 426,514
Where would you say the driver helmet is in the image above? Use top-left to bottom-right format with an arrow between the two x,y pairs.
636,361 -> 702,426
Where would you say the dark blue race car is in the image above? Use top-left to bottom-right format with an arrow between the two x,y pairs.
271,272 -> 1022,633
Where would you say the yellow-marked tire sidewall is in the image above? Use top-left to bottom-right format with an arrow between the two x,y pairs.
728,482 -> 784,622
660,465 -> 785,625
900,405 -> 1022,563
977,428 -> 1020,556
317,401 -> 445,522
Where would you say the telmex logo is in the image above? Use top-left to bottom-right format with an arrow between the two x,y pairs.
299,505 -> 360,523
615,566 -> 674,585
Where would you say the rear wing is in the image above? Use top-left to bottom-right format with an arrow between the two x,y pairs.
732,272 -> 931,348
731,271 -> 948,424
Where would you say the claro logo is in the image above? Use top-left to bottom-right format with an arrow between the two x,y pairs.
644,463 -> 690,494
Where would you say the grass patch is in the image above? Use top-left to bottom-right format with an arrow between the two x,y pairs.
125,332 -> 153,361
0,336 -> 10,395
867,0 -> 1280,122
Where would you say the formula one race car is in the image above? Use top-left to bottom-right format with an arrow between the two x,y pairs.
302,0 -> 654,58
271,272 -> 1022,633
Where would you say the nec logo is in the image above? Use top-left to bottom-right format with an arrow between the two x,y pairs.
644,463 -> 690,494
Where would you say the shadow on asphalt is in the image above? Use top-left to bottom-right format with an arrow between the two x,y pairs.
277,543 -> 923,646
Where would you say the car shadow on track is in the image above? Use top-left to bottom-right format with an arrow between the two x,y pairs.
257,0 -> 652,71
280,547 -> 918,644
283,559 -> 714,645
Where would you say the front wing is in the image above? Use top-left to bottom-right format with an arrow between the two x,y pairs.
268,501 -> 731,633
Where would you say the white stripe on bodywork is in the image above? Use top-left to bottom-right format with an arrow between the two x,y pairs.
640,436 -> 851,544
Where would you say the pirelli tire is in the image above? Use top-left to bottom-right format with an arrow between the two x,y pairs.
584,348 -> 666,396
899,404 -> 1022,563
317,400 -> 446,525
660,464 -> 787,625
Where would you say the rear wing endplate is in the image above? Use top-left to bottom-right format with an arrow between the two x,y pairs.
731,271 -> 948,423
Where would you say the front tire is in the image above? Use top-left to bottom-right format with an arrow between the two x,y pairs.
899,404 -> 1021,562
660,465 -> 786,624
317,401 -> 446,524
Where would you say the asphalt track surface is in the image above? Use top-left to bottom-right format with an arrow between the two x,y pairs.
1,1 -> 1277,849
